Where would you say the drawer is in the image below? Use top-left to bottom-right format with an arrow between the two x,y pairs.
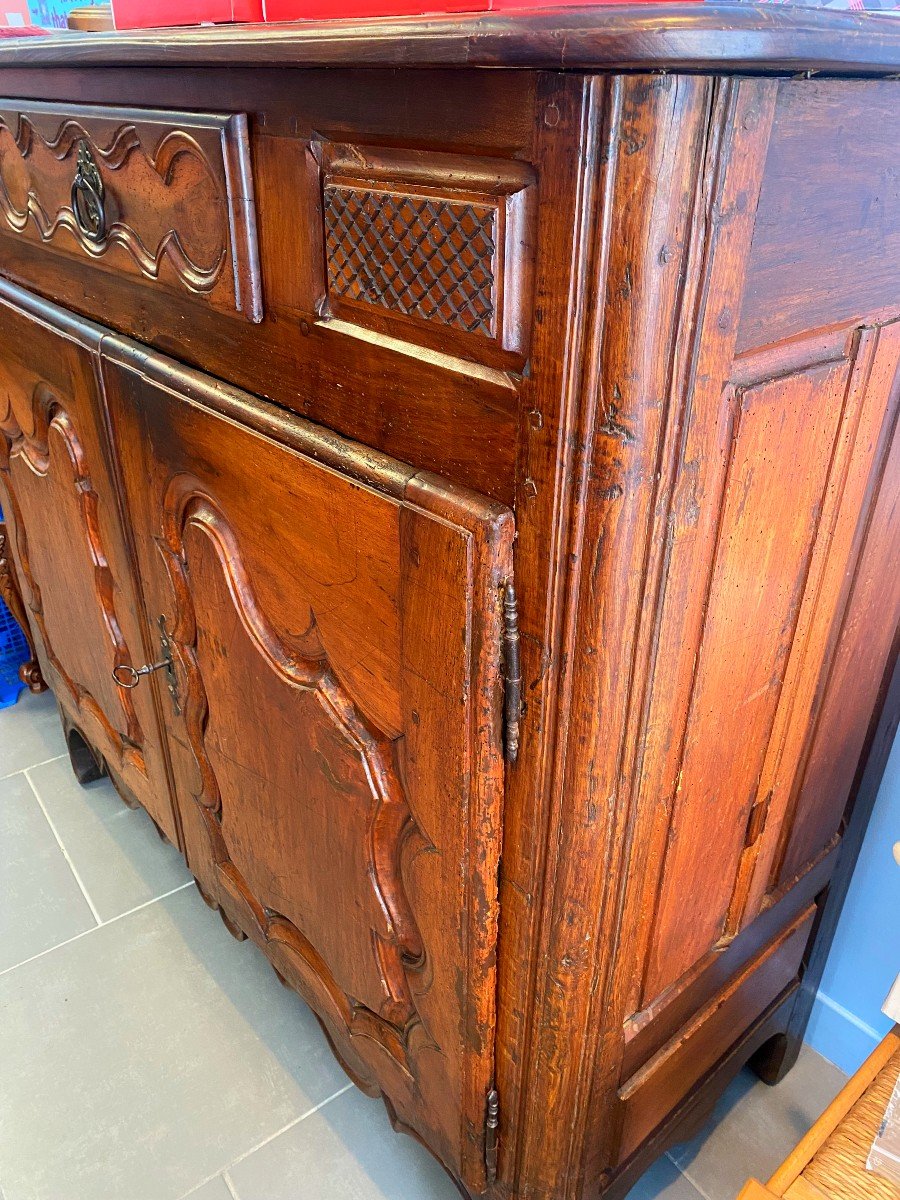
0,100 -> 261,321
615,905 -> 816,1163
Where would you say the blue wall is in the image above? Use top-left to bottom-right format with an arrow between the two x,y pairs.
804,728 -> 900,1075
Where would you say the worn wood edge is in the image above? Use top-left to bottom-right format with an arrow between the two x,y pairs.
99,331 -> 513,535
601,991 -> 798,1200
766,1029 -> 900,1195
0,274 -> 105,350
1,5 -> 899,75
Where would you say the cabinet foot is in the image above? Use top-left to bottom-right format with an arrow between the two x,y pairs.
749,1030 -> 803,1086
64,723 -> 107,786
151,818 -> 172,846
218,907 -> 248,941
193,878 -> 218,909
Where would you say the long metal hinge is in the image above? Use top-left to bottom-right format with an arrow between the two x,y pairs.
485,1087 -> 500,1185
503,582 -> 522,764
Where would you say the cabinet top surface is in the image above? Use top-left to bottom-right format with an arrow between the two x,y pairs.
0,3 -> 898,75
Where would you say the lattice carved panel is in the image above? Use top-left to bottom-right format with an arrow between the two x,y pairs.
318,141 -> 536,364
325,186 -> 497,336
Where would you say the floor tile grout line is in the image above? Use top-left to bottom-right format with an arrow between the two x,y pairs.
0,879 -> 195,979
0,752 -> 66,783
23,767 -> 104,926
666,1152 -> 718,1200
221,1172 -> 240,1200
177,1083 -> 355,1199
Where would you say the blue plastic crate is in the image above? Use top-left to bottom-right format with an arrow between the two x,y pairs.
0,593 -> 28,709
0,501 -> 28,709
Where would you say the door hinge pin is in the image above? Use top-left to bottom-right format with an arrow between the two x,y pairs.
503,582 -> 522,764
485,1087 -> 500,1185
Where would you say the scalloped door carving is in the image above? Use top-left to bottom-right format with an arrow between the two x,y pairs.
0,293 -> 177,840
100,339 -> 513,1193
0,101 -> 261,321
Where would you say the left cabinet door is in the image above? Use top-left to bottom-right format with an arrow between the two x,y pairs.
0,284 -> 178,843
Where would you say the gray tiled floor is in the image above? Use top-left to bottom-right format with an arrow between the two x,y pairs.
0,689 -> 849,1200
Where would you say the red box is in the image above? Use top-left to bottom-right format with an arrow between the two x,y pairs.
262,0 -> 676,23
113,0 -> 261,29
0,0 -> 33,26
110,0 -> 691,35
263,0 -> 483,18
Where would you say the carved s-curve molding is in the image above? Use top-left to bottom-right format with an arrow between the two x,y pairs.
158,476 -> 432,1073
0,381 -> 147,773
0,101 -> 262,322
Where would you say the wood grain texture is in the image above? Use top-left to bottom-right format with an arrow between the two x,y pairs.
0,69 -> 531,504
0,43 -> 897,1200
99,335 -> 513,1193
0,5 -> 898,76
737,80 -> 900,355
0,286 -> 177,842
0,100 -> 261,320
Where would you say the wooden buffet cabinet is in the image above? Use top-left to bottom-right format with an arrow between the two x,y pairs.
0,9 -> 899,1198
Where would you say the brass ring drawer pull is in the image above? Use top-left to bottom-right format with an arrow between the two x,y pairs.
71,140 -> 106,245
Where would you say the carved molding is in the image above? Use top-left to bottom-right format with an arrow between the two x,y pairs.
318,140 -> 536,364
160,476 -> 430,1070
0,381 -> 146,769
0,101 -> 262,321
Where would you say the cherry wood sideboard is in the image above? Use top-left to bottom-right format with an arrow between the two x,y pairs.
0,10 -> 899,1198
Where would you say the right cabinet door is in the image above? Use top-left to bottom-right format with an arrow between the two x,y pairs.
99,336 -> 514,1194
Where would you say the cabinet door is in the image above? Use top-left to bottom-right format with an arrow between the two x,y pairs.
0,286 -> 177,842
100,337 -> 514,1192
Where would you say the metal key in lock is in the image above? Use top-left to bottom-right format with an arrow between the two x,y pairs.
111,615 -> 181,714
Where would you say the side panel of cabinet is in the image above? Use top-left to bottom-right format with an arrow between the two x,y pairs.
99,339 -> 513,1193
0,286 -> 177,841
510,75 -> 900,1200
604,79 -> 900,1168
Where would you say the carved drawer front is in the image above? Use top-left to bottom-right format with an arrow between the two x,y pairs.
0,101 -> 261,321
100,336 -> 514,1194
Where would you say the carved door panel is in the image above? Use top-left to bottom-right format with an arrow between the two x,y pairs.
610,317 -> 900,1161
0,286 -> 177,841
99,336 -> 514,1193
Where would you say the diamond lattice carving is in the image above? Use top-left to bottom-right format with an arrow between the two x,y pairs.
324,185 -> 497,336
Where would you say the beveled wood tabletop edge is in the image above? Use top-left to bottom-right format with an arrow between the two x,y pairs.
0,4 -> 898,75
